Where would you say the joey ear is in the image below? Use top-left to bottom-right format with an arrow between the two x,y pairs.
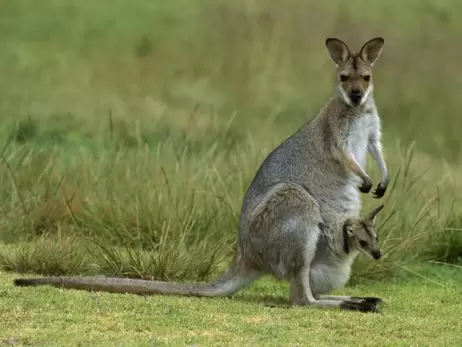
325,38 -> 351,65
359,37 -> 384,65
342,222 -> 354,254
367,204 -> 385,224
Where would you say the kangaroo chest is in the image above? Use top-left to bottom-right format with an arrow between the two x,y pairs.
346,115 -> 371,169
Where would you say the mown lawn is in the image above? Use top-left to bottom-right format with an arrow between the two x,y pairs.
1,264 -> 461,346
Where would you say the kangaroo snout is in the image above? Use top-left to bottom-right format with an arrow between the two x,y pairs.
349,90 -> 362,105
371,249 -> 382,260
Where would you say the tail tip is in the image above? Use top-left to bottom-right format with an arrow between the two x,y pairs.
14,278 -> 36,286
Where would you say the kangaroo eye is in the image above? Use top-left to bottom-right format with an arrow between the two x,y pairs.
360,240 -> 368,247
363,75 -> 371,82
340,74 -> 348,82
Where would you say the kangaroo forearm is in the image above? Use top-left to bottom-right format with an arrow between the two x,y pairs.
346,156 -> 370,180
368,140 -> 388,180
332,147 -> 370,181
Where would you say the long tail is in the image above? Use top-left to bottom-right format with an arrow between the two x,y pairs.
13,259 -> 259,297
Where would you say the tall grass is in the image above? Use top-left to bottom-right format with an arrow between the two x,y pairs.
0,0 -> 461,284
0,129 -> 460,282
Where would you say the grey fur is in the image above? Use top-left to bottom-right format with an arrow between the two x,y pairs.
14,38 -> 388,313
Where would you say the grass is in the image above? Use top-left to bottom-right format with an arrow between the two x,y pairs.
0,136 -> 459,283
2,264 -> 461,346
0,0 -> 462,345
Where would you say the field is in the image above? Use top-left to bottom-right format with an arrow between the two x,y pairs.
2,265 -> 461,346
1,0 -> 462,345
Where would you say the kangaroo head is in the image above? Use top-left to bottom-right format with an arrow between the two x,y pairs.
343,204 -> 385,260
325,37 -> 384,107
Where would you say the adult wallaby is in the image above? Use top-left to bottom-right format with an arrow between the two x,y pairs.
14,204 -> 385,312
14,38 -> 389,312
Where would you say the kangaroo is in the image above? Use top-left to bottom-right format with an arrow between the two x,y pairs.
14,38 -> 389,312
14,204 -> 385,312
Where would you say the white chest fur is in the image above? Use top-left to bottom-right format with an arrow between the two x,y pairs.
347,110 -> 376,169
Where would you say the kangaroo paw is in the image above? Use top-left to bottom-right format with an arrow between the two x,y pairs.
372,184 -> 387,198
358,179 -> 373,193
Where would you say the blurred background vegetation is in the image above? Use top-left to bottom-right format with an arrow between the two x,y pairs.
0,0 -> 460,283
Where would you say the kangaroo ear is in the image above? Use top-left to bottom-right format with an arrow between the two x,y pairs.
325,38 -> 351,65
359,37 -> 384,65
367,204 -> 385,224
342,221 -> 354,254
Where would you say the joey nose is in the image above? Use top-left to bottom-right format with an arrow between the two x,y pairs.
372,250 -> 382,260
349,90 -> 362,105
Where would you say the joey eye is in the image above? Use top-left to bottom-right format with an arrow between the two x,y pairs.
363,75 -> 371,82
340,74 -> 348,82
360,240 -> 368,247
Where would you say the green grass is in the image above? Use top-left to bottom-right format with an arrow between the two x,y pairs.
0,0 -> 462,344
2,265 -> 461,346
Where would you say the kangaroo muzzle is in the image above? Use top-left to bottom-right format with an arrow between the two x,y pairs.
349,90 -> 363,105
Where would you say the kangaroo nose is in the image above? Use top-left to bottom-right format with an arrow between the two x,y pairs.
372,250 -> 382,260
349,90 -> 362,105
